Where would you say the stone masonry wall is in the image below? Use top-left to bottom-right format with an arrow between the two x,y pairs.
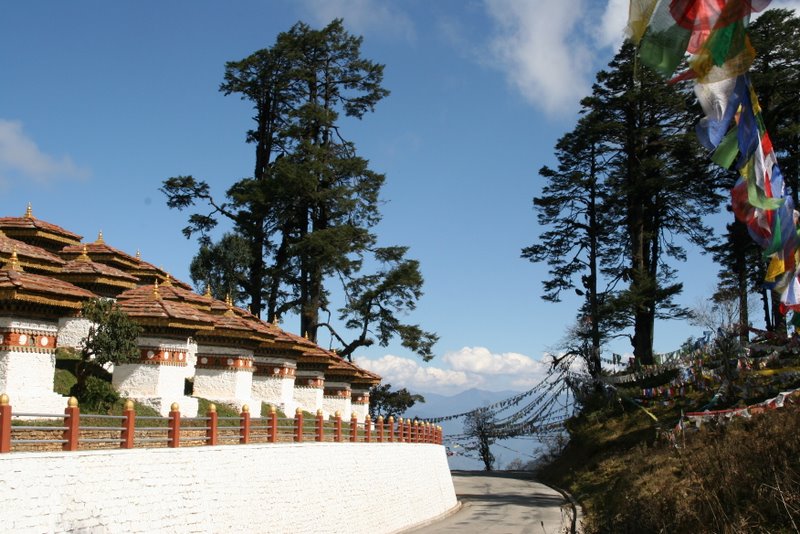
0,443 -> 457,533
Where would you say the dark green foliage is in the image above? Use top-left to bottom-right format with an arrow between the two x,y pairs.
77,376 -> 120,414
162,19 -> 436,359
189,232 -> 252,305
71,298 -> 141,403
368,383 -> 425,420
528,42 -> 723,365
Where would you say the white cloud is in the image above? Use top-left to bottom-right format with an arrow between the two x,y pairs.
483,0 -> 596,116
443,346 -> 546,376
297,0 -> 415,41
354,354 -> 474,393
356,347 -> 564,395
0,119 -> 89,187
770,0 -> 800,13
596,0 -> 629,50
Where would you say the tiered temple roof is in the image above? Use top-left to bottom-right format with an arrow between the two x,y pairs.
0,205 -> 380,382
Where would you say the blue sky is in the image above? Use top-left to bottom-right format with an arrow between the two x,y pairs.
2,1 -> 798,396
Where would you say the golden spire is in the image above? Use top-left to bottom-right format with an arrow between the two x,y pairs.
272,315 -> 280,325
224,293 -> 234,316
203,284 -> 212,298
136,249 -> 141,261
162,274 -> 173,287
77,244 -> 90,263
4,248 -> 23,272
152,278 -> 160,300
96,230 -> 104,244
24,203 -> 32,219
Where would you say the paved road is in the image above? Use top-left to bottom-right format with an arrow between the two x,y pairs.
410,471 -> 577,534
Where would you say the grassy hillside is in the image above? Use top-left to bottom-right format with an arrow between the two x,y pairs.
537,338 -> 800,533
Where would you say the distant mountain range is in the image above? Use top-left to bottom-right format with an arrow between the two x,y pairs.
406,388 -> 545,471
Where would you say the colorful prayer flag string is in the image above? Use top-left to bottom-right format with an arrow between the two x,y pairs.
627,0 -> 800,315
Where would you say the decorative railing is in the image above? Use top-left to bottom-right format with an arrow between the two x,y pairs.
0,394 -> 443,453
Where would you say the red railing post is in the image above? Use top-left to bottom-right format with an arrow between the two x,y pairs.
388,416 -> 395,442
365,414 -> 372,442
168,402 -> 181,448
438,425 -> 443,445
63,397 -> 80,451
121,399 -> 135,449
397,418 -> 404,443
206,404 -> 218,446
294,408 -> 303,443
334,411 -> 342,442
350,413 -> 358,442
269,405 -> 278,443
377,415 -> 384,442
413,420 -> 420,443
0,394 -> 11,453
240,404 -> 251,444
316,409 -> 324,442
425,422 -> 431,443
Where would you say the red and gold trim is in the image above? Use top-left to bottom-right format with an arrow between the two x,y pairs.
0,329 -> 56,352
253,362 -> 296,377
352,394 -> 369,405
295,377 -> 324,389
195,354 -> 255,372
140,347 -> 189,367
323,386 -> 352,398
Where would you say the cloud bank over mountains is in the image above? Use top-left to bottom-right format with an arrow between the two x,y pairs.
356,346 -> 556,394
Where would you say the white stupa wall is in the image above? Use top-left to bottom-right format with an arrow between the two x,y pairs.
193,345 -> 255,411
322,382 -> 352,420
56,317 -> 94,351
294,371 -> 324,414
111,337 -> 197,417
351,388 -> 370,422
251,357 -> 296,414
0,318 -> 66,414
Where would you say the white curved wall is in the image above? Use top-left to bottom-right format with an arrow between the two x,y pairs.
0,443 -> 457,533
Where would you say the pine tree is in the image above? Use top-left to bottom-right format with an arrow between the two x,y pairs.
585,43 -> 723,365
162,20 -> 436,358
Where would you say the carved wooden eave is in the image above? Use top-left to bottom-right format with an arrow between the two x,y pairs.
0,206 -> 82,252
0,234 -> 66,274
57,249 -> 139,296
118,281 -> 212,312
60,233 -> 141,272
116,291 -> 215,337
0,255 -> 95,318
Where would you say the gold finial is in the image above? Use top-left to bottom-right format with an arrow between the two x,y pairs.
208,403 -> 217,413
0,393 -> 8,406
377,415 -> 383,422
388,416 -> 394,423
204,284 -> 212,298
269,405 -> 277,414
242,404 -> 250,414
170,402 -> 180,412
68,397 -> 79,408
224,293 -> 234,316
317,409 -> 323,416
4,248 -> 22,272
162,274 -> 173,287
304,331 -> 309,340
77,244 -> 90,262
24,203 -> 32,219
124,399 -> 134,410
96,230 -> 104,244
136,249 -> 141,260
335,410 -> 341,417
152,279 -> 160,300
272,315 -> 280,325
295,407 -> 303,415
365,413 -> 371,421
